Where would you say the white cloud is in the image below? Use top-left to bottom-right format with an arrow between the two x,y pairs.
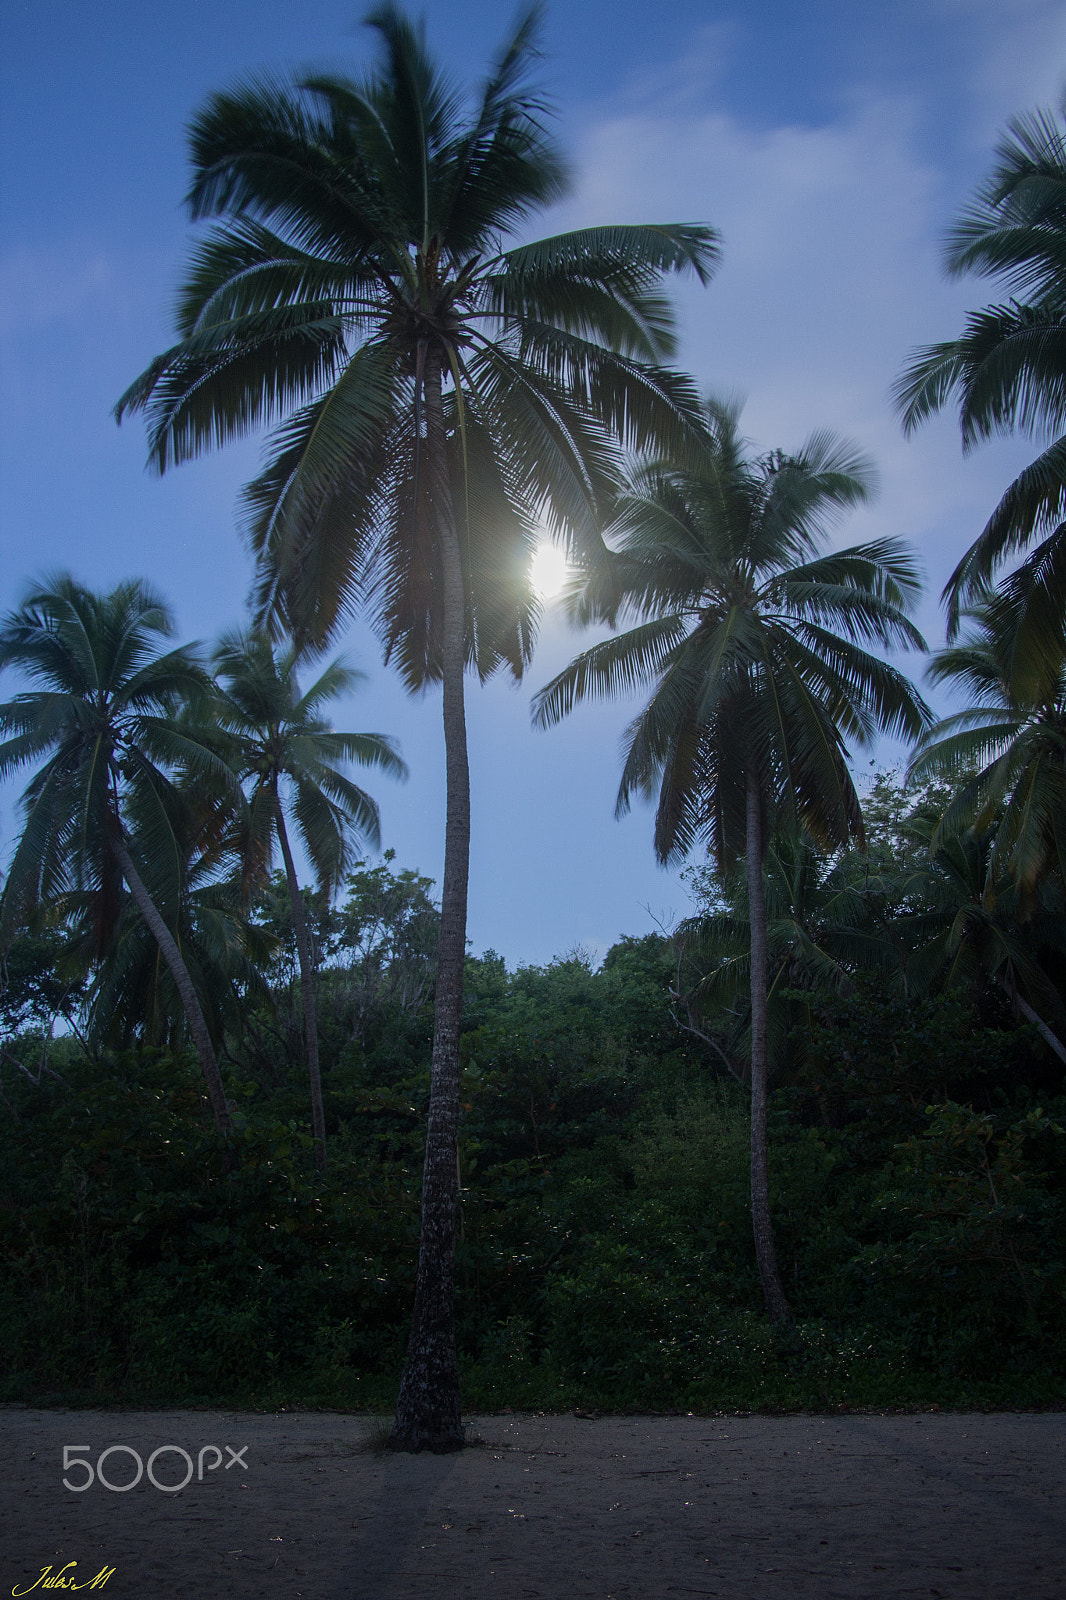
544,80 -> 1043,648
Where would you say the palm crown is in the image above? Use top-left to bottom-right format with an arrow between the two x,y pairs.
0,576 -> 218,950
115,3 -> 718,666
895,98 -> 1066,662
211,629 -> 407,896
534,400 -> 931,864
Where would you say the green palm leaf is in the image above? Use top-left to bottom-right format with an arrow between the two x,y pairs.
909,600 -> 1066,897
895,93 -> 1066,651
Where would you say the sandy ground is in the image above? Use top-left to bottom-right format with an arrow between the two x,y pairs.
0,1407 -> 1063,1599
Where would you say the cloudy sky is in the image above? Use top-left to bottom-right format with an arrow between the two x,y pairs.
1,0 -> 1064,965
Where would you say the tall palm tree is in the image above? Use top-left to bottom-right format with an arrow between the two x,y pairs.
534,401 -> 930,1323
114,4 -> 718,1448
908,598 -> 1066,904
0,576 -> 237,1139
211,629 -> 406,1169
894,96 -> 1066,683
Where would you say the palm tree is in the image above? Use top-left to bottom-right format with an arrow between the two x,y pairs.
894,96 -> 1066,682
210,629 -> 406,1169
0,575 -> 237,1140
534,401 -> 930,1323
114,4 -> 718,1449
894,819 -> 1066,1062
83,843 -> 276,1059
908,598 -> 1066,904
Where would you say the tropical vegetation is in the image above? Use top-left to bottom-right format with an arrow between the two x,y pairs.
0,828 -> 1063,1413
2,37 -> 1066,1428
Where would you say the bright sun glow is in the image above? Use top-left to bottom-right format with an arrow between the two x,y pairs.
529,539 -> 572,600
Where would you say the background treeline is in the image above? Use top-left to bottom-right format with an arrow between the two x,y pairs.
2,767 -> 1063,1412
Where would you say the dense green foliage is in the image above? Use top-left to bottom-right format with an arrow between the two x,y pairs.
2,846 -> 1063,1412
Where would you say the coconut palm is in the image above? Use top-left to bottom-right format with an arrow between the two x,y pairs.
0,575 -> 237,1139
210,629 -> 406,1169
114,4 -> 717,1448
534,400 -> 930,1323
894,818 -> 1066,1062
894,97 -> 1066,682
82,844 -> 276,1057
908,598 -> 1066,904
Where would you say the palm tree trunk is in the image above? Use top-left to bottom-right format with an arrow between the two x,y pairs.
110,830 -> 235,1143
276,809 -> 327,1171
745,768 -> 792,1326
998,978 -> 1066,1064
391,351 -> 466,1452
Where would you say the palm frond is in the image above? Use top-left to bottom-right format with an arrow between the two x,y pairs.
531,616 -> 687,728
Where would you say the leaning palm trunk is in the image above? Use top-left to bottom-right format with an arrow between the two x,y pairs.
391,356 -> 466,1452
276,810 -> 328,1171
999,980 -> 1066,1065
110,828 -> 235,1144
745,769 -> 792,1326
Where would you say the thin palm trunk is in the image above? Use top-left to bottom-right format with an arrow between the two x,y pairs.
745,767 -> 792,1326
392,353 -> 466,1452
276,807 -> 327,1170
110,827 -> 235,1143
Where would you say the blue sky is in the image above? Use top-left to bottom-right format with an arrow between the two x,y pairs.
2,0 -> 1065,965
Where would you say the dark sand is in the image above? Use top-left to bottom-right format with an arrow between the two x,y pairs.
1,1408 -> 1063,1598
